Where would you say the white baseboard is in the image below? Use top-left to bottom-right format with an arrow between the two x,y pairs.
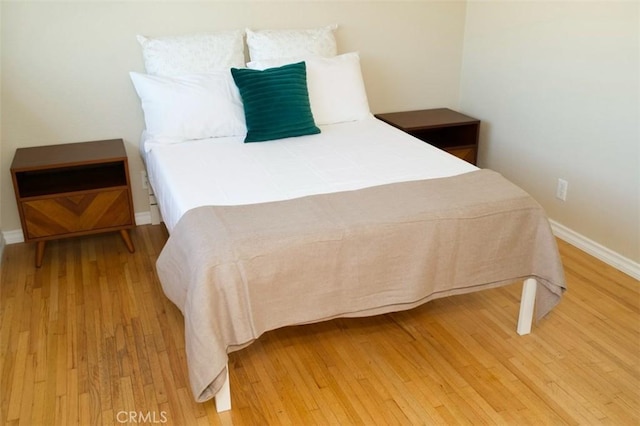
3,229 -> 24,245
135,211 -> 153,226
550,220 -> 640,281
2,213 -> 638,280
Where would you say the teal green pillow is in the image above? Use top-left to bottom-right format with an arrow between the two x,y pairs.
231,62 -> 321,142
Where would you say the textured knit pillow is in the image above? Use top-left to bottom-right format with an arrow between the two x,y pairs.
231,62 -> 320,142
137,31 -> 245,76
246,25 -> 338,62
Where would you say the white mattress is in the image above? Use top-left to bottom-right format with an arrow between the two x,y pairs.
142,117 -> 478,232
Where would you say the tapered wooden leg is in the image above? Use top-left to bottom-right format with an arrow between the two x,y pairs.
35,241 -> 46,268
119,229 -> 135,253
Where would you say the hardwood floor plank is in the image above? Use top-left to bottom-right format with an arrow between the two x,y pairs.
17,353 -> 35,426
5,331 -> 29,421
54,394 -> 67,426
77,392 -> 90,426
66,368 -> 79,425
1,225 -> 638,425
29,381 -> 47,426
144,335 -> 168,406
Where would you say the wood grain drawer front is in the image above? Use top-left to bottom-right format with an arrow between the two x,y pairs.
446,147 -> 477,164
22,189 -> 133,239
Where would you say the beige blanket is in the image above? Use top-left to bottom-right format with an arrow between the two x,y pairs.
156,169 -> 566,403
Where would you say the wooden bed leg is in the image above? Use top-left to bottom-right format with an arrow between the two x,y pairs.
517,278 -> 537,335
215,365 -> 231,412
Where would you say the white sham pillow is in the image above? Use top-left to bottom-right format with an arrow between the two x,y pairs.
137,31 -> 245,76
248,52 -> 371,125
129,71 -> 246,141
246,25 -> 338,62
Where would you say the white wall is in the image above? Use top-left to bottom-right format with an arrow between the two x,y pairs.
0,0 -> 467,239
2,0 -> 639,271
459,0 -> 639,264
0,2 -> 4,260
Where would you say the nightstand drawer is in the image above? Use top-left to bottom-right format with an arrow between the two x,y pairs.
445,146 -> 477,164
22,188 -> 133,239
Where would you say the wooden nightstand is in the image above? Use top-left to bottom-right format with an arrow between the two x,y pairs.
10,139 -> 136,267
375,108 -> 480,165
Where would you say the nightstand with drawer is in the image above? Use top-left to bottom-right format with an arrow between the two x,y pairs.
375,108 -> 480,165
10,139 -> 136,267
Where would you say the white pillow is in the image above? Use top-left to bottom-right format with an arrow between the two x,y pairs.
137,31 -> 244,76
129,71 -> 246,141
246,25 -> 338,62
248,52 -> 371,125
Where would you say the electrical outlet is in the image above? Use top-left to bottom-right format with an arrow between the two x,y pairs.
141,171 -> 149,190
556,178 -> 568,201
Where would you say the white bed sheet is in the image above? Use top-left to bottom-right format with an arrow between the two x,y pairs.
142,117 -> 478,232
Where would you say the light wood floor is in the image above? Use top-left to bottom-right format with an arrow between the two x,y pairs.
1,225 -> 638,425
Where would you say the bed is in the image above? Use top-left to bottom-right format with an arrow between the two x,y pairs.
131,26 -> 566,412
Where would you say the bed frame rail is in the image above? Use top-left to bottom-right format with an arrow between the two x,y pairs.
213,277 -> 538,412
